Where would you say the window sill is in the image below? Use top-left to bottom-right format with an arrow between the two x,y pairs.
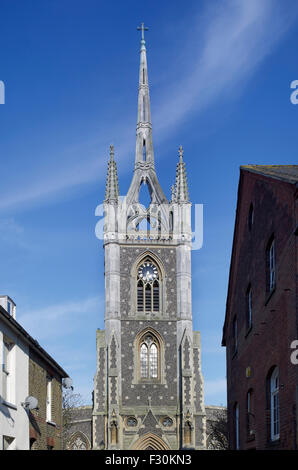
46,420 -> 57,427
1,399 -> 17,410
265,286 -> 276,306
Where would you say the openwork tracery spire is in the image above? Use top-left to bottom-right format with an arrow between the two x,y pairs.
125,23 -> 167,205
135,22 -> 154,167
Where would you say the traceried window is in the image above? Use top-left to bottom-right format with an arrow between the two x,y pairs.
137,259 -> 160,313
127,417 -> 137,427
139,334 -> 159,380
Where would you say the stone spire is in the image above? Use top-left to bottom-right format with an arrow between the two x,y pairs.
174,146 -> 189,203
135,22 -> 154,168
125,24 -> 167,205
105,144 -> 119,203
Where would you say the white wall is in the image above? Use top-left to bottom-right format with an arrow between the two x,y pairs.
0,318 -> 29,450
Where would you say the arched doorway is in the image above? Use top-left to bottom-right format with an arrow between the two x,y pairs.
132,433 -> 170,450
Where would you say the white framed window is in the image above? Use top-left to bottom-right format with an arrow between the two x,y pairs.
235,403 -> 240,450
270,367 -> 279,441
269,239 -> 276,291
2,337 -> 14,403
46,376 -> 52,422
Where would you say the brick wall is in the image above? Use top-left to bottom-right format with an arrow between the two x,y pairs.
29,348 -> 63,450
224,169 -> 298,450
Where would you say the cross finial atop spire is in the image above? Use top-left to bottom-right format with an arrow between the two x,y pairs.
179,145 -> 184,161
137,22 -> 149,41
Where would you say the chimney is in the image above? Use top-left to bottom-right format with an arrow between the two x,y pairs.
0,295 -> 16,319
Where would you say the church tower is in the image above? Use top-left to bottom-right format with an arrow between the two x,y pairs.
92,24 -> 206,451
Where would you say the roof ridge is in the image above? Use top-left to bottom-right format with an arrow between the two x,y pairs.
240,165 -> 298,184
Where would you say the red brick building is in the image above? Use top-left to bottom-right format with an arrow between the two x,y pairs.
222,165 -> 298,450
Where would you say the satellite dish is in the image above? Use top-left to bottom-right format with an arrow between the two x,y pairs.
22,396 -> 38,410
62,377 -> 73,390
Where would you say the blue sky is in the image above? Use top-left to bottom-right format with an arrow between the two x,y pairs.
0,0 -> 298,405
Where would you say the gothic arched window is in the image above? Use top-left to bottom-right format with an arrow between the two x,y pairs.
139,334 -> 159,380
137,258 -> 160,313
67,432 -> 91,451
111,421 -> 118,445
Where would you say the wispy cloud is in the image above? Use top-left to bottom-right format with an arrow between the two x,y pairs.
1,0 -> 297,210
154,0 -> 297,133
18,295 -> 103,340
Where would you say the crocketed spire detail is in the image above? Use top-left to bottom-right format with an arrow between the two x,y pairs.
173,146 -> 189,203
105,144 -> 119,203
125,23 -> 168,205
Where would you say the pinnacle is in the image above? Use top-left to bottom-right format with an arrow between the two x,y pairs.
105,145 -> 119,203
173,146 -> 189,203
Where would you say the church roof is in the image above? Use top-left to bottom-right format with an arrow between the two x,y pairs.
240,165 -> 298,184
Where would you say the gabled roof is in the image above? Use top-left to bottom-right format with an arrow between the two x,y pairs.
0,305 -> 68,378
240,165 -> 298,184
